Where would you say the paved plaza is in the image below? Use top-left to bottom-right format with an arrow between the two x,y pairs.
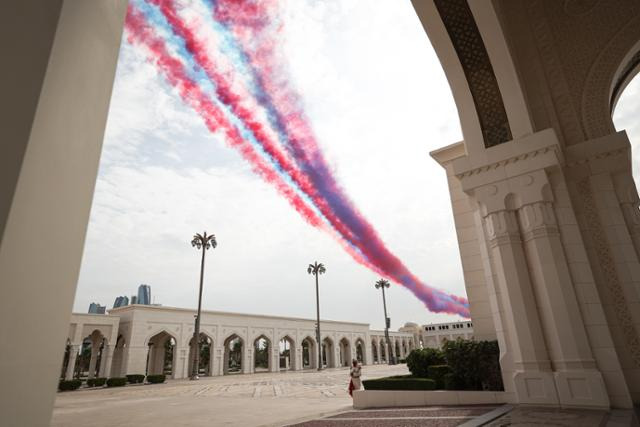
51,364 -> 409,427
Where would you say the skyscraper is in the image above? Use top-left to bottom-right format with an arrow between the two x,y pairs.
113,295 -> 129,308
137,284 -> 151,305
88,303 -> 106,314
131,295 -> 137,305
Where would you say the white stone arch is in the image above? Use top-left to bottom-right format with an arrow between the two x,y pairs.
252,334 -> 272,373
187,332 -> 214,377
300,336 -> 317,370
145,330 -> 178,378
321,336 -> 335,368
354,338 -> 366,365
278,334 -> 296,371
223,333 -> 245,375
411,0 -> 533,157
371,338 -> 379,364
379,338 -> 387,362
338,336 -> 352,367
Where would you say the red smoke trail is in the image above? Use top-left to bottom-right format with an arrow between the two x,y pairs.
124,4 -> 323,229
213,0 -> 470,316
147,0 -> 372,266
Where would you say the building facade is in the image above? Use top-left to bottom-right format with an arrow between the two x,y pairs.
400,321 -> 474,349
137,284 -> 151,305
61,305 -> 416,381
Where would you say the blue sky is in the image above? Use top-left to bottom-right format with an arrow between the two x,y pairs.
74,0 -> 640,331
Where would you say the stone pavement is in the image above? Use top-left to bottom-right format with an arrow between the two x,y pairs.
288,406 -> 501,427
51,364 -> 409,427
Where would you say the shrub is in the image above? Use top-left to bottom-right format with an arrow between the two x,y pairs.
442,339 -> 503,391
405,348 -> 444,378
363,375 -> 436,391
58,379 -> 82,391
427,365 -> 451,389
443,373 -> 460,390
146,374 -> 166,384
398,358 -> 406,364
126,374 -> 145,384
106,377 -> 127,387
93,377 -> 107,387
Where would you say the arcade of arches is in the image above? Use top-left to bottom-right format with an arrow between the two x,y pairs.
61,306 -> 414,381
3,1 -> 640,425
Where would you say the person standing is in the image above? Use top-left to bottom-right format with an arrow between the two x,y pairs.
348,359 -> 362,396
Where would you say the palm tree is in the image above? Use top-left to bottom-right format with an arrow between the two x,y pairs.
308,261 -> 326,371
190,231 -> 217,379
375,278 -> 395,365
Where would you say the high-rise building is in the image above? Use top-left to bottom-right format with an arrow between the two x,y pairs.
131,295 -> 137,304
137,284 -> 151,305
113,295 -> 129,308
88,303 -> 106,314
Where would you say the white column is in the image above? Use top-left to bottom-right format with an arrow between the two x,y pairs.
483,209 -> 559,405
87,343 -> 99,379
0,2 -> 126,425
99,345 -> 112,379
518,201 -> 609,408
65,345 -> 80,380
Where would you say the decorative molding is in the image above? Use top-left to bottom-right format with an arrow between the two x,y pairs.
484,210 -> 521,248
455,146 -> 556,180
526,0 -> 585,145
518,202 -> 559,242
610,49 -> 640,111
434,0 -> 512,148
581,13 -> 640,139
576,179 -> 640,367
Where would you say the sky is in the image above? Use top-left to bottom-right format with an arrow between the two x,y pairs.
74,0 -> 640,331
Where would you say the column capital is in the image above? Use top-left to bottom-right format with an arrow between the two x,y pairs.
484,210 -> 520,248
518,202 -> 559,242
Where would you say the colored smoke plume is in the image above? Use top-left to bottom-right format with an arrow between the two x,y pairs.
124,0 -> 470,318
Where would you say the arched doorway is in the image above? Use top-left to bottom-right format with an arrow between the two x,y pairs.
371,340 -> 378,364
379,339 -> 387,363
395,340 -> 401,360
60,339 -> 72,379
253,335 -> 271,373
77,330 -> 107,380
355,339 -> 365,364
188,333 -> 213,377
146,331 -> 176,378
279,336 -> 295,371
301,337 -> 315,369
339,338 -> 351,367
224,334 -> 243,375
322,337 -> 334,368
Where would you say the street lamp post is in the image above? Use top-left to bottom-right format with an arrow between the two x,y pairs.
190,231 -> 217,380
307,261 -> 326,371
375,278 -> 395,365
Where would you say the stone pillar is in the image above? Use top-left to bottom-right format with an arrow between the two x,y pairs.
518,201 -> 609,407
0,2 -> 127,425
65,345 -> 79,380
483,208 -> 559,405
99,345 -> 112,379
87,342 -> 100,379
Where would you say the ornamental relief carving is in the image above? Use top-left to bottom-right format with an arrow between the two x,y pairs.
518,202 -> 559,242
577,179 -> 640,367
484,210 -> 521,248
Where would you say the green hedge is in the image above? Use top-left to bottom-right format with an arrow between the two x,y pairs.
106,377 -> 127,387
86,377 -> 107,387
126,374 -> 145,384
427,365 -> 451,389
442,339 -> 503,391
146,374 -> 166,384
405,348 -> 444,378
58,379 -> 82,391
363,375 -> 436,391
